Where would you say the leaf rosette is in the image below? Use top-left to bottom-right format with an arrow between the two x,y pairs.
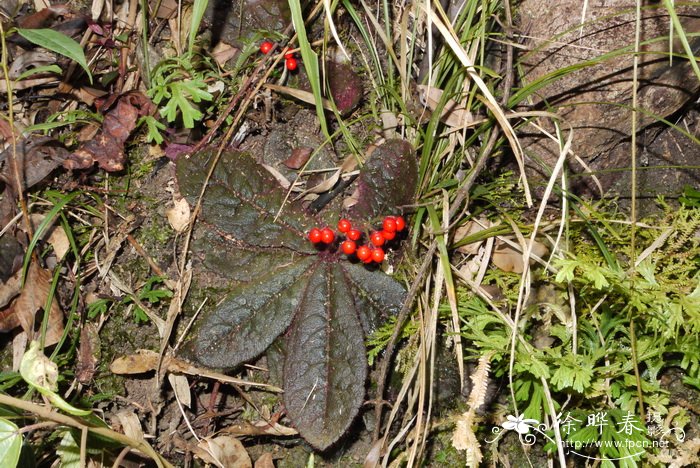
177,142 -> 414,449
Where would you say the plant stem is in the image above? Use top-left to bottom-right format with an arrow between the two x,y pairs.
0,393 -> 173,468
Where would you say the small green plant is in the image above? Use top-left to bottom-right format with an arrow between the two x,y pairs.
147,52 -> 215,132
454,199 -> 700,464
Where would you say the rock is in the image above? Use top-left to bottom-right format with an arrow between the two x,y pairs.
516,0 -> 700,195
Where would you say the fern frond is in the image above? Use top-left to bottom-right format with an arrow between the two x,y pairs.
452,352 -> 493,467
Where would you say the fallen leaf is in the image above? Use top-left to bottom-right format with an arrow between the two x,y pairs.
1,263 -> 64,346
0,235 -> 23,283
155,0 -> 178,18
17,4 -> 71,29
110,349 -> 282,392
30,214 -> 70,261
416,85 -> 477,128
211,41 -> 239,67
8,50 -> 55,79
64,92 -> 156,171
254,453 -> 275,468
223,420 -> 298,437
166,196 -> 191,233
114,411 -> 144,442
283,147 -> 312,169
0,270 -> 22,311
492,239 -> 549,273
265,84 -> 334,111
454,218 -> 492,255
0,137 -> 69,190
167,373 -> 191,408
196,436 -> 251,468
76,323 -> 100,384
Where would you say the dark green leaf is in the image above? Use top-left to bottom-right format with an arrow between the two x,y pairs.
349,139 -> 417,219
284,263 -> 367,450
339,262 -> 405,334
188,255 -> 316,368
177,150 -> 315,252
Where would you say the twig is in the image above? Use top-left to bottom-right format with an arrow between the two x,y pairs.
0,393 -> 173,468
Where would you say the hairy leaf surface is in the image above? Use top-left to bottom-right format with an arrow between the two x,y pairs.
284,263 -> 367,449
350,139 -> 417,219
177,150 -> 407,449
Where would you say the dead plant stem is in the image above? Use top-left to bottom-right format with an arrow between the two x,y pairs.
0,22 -> 33,242
0,393 -> 172,468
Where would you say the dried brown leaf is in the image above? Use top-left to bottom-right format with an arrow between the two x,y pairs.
110,349 -> 283,391
167,373 -> 191,408
166,196 -> 191,233
211,41 -> 239,67
454,218 -> 491,254
283,147 -> 312,169
114,411 -> 144,442
17,4 -> 71,29
416,85 -> 476,128
254,453 -> 275,468
3,264 -> 64,345
196,436 -> 252,468
223,421 -> 298,437
492,239 -> 549,273
29,214 -> 69,261
76,323 -> 100,384
0,270 -> 22,311
0,137 -> 68,189
64,92 -> 156,171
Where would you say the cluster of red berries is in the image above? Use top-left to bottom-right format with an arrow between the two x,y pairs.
307,216 -> 406,264
259,41 -> 298,71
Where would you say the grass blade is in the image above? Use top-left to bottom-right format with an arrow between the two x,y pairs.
17,29 -> 92,84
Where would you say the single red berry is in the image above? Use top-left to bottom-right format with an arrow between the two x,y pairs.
308,228 -> 322,243
356,245 -> 371,261
370,231 -> 385,247
395,216 -> 406,232
347,229 -> 361,241
383,216 -> 397,233
381,229 -> 396,241
284,52 -> 295,59
320,227 -> 335,244
338,219 -> 352,233
372,247 -> 385,263
341,240 -> 356,255
285,57 -> 298,71
260,41 -> 273,54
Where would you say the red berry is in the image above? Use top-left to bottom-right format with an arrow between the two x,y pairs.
395,216 -> 406,232
284,52 -> 294,59
381,229 -> 396,241
370,231 -> 385,247
320,227 -> 335,244
308,228 -> 322,243
383,216 -> 397,233
341,240 -> 356,255
371,247 -> 385,263
285,57 -> 298,71
356,245 -> 371,261
347,229 -> 361,241
260,41 -> 273,54
338,219 -> 352,233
